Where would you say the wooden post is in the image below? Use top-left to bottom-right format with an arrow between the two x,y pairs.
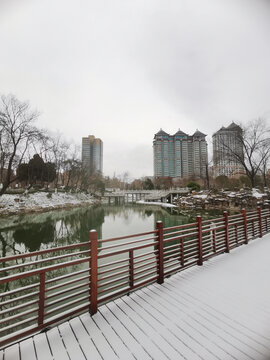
38,272 -> 45,326
257,206 -> 262,238
224,211 -> 230,253
196,216 -> 203,265
156,221 -> 164,284
129,250 -> 134,289
212,228 -> 216,253
89,230 -> 98,315
242,209 -> 248,244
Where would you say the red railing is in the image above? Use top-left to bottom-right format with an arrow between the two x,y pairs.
1,206 -> 270,348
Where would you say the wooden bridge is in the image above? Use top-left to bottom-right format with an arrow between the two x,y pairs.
1,208 -> 270,359
103,189 -> 189,204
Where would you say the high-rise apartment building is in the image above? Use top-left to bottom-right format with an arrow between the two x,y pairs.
213,122 -> 244,177
82,135 -> 103,175
153,129 -> 208,178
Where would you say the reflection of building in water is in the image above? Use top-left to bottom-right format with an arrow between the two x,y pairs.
79,206 -> 105,241
153,209 -> 192,230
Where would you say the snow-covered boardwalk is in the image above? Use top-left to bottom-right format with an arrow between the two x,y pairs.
2,234 -> 270,360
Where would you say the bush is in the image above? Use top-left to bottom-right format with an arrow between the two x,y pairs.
186,181 -> 201,192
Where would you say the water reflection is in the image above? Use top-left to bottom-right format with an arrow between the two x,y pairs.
0,204 -> 223,258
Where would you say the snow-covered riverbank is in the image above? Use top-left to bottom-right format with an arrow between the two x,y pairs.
0,192 -> 96,216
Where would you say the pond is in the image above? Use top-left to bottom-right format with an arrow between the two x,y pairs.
0,204 -> 224,258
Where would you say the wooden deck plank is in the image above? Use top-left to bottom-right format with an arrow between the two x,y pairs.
115,297 -> 182,360
46,327 -> 70,360
165,273 -> 270,337
159,280 -> 270,359
141,284 -> 249,360
58,322 -> 86,360
69,316 -> 102,360
3,343 -> 20,360
20,338 -> 37,360
120,293 -> 200,360
92,310 -> 135,360
178,269 -> 270,339
99,304 -> 152,359
34,333 -> 53,360
138,286 -> 247,360
129,290 -> 206,360
80,312 -> 119,360
106,301 -> 169,360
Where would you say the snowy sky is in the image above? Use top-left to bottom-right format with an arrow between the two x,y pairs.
1,0 -> 270,179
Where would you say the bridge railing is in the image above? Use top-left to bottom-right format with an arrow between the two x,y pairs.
1,207 -> 270,348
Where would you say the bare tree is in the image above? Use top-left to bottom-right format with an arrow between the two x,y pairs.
0,94 -> 42,195
259,141 -> 270,188
217,119 -> 270,187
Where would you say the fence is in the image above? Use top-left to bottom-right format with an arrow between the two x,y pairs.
1,207 -> 270,348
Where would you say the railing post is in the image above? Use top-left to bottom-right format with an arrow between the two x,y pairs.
129,250 -> 134,289
242,208 -> 248,244
212,228 -> 216,253
224,211 -> 230,253
38,272 -> 45,326
89,230 -> 98,315
196,215 -> 203,266
156,221 -> 164,284
257,206 -> 262,238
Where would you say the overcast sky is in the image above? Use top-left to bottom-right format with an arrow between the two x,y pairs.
1,0 -> 270,179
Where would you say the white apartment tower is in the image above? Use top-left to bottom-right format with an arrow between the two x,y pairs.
213,122 -> 244,177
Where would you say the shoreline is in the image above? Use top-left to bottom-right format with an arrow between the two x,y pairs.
136,200 -> 177,208
0,192 -> 97,217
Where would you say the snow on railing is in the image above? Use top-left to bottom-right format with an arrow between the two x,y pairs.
1,206 -> 270,348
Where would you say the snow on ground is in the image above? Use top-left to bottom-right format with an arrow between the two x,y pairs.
193,194 -> 208,199
252,188 -> 266,199
136,200 -> 177,208
0,192 -> 94,215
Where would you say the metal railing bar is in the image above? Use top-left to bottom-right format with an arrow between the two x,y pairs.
46,275 -> 89,292
0,257 -> 90,284
0,299 -> 38,316
0,250 -> 90,273
98,230 -> 158,244
45,289 -> 89,309
44,296 -> 89,318
0,290 -> 39,307
98,271 -> 129,284
45,268 -> 89,285
0,242 -> 90,263
0,307 -> 39,326
45,282 -> 89,301
98,263 -> 129,276
0,316 -> 38,334
98,242 -> 157,259
98,281 -> 129,296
